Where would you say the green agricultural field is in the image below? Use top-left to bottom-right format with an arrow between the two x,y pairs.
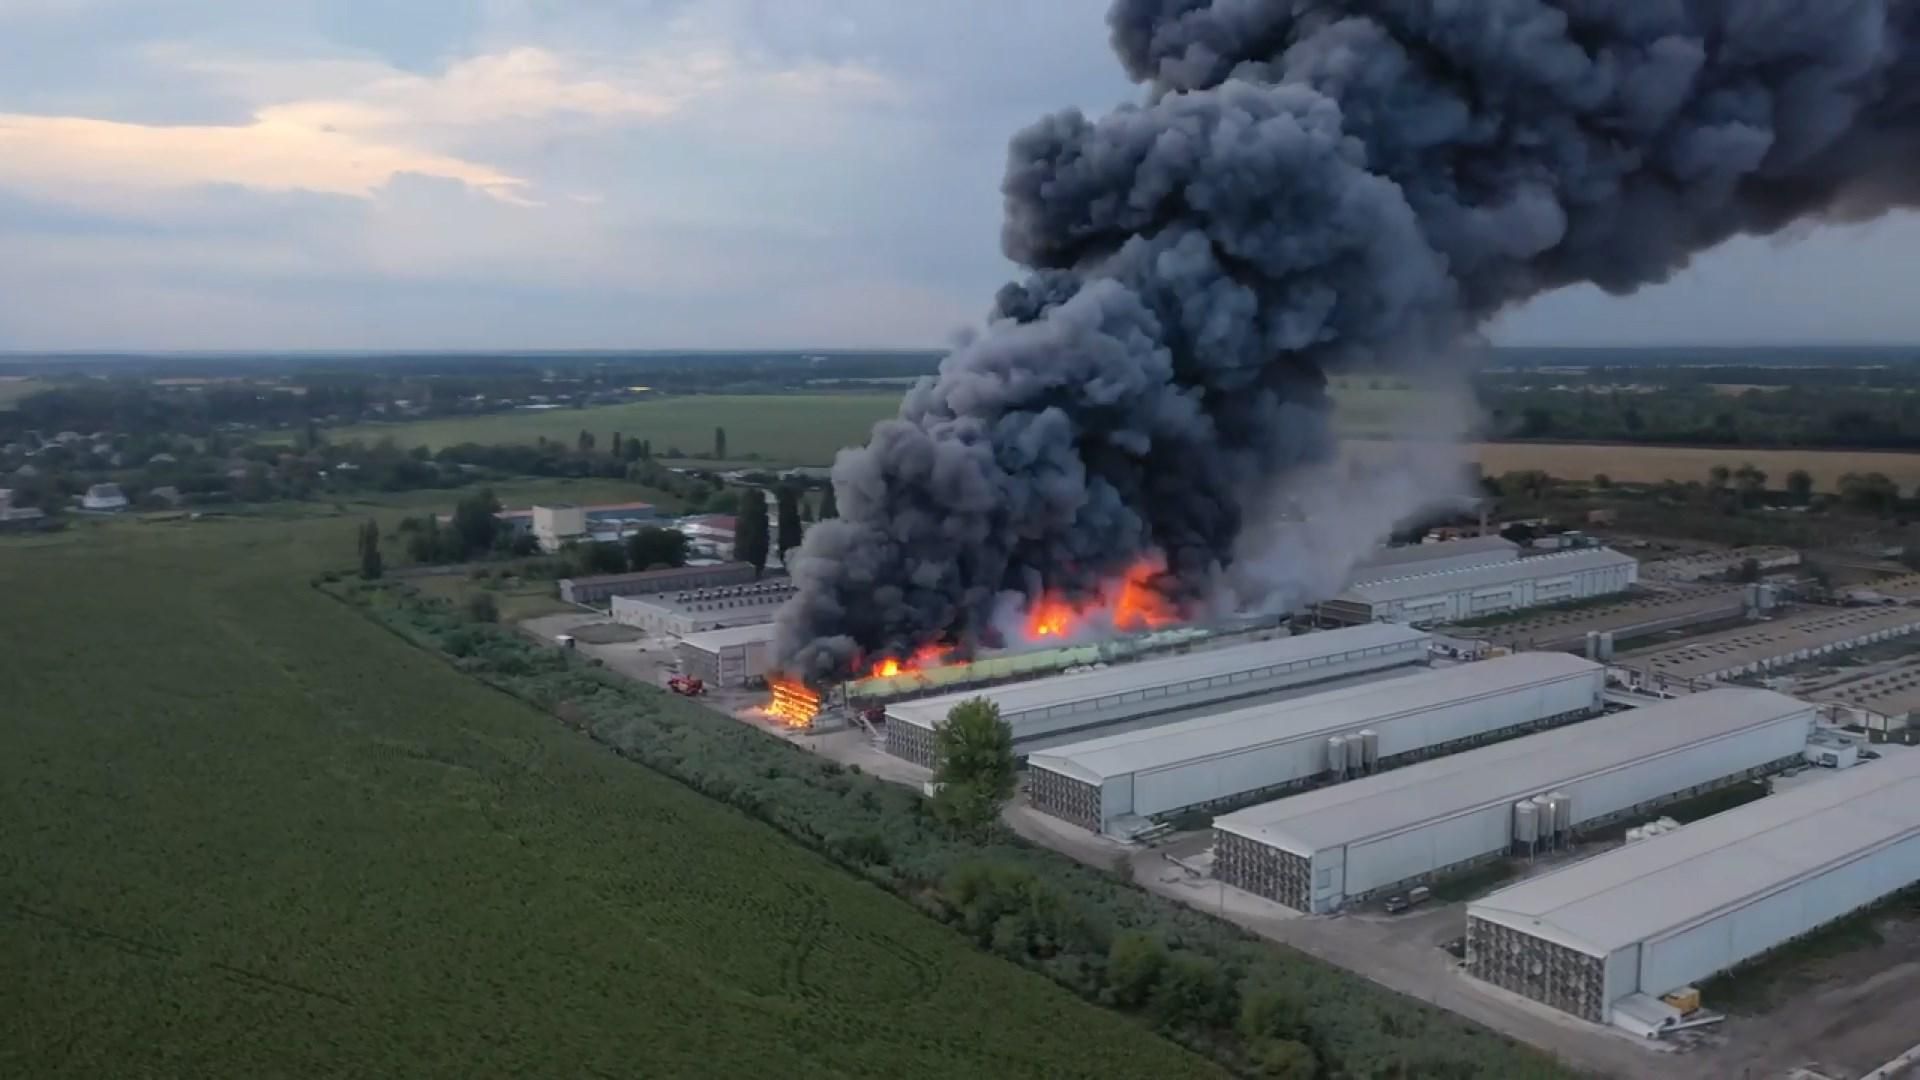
323,385 -> 1429,467
0,514 -> 1217,1079
326,393 -> 904,467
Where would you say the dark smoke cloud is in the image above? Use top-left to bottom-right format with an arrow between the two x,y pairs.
775,0 -> 1920,684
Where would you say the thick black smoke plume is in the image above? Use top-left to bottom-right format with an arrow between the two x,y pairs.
776,0 -> 1920,684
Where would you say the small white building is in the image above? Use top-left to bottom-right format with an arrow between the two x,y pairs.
531,504 -> 588,553
675,623 -> 777,687
81,483 -> 129,512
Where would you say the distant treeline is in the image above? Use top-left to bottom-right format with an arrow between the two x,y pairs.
1479,383 -> 1920,448
0,350 -> 945,380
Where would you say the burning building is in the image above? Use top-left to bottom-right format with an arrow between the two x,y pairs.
771,2 -> 1920,687
881,623 -> 1431,766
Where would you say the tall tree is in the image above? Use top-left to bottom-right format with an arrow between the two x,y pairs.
621,437 -> 645,463
356,519 -> 383,580
577,430 -> 595,454
640,439 -> 652,460
450,488 -> 502,557
1733,463 -> 1768,507
1786,469 -> 1815,505
931,697 -> 1015,832
626,526 -> 690,570
734,489 -> 770,575
818,482 -> 838,520
578,541 -> 627,575
713,426 -> 728,460
610,432 -> 623,458
407,515 -> 444,563
776,484 -> 803,562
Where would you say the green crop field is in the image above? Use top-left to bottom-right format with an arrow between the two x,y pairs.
325,393 -> 905,467
0,509 -> 1216,1079
323,385 -> 1428,467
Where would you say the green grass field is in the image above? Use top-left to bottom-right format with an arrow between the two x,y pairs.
0,507 -> 1216,1079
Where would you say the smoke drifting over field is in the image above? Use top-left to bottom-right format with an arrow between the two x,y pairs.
776,0 -> 1920,684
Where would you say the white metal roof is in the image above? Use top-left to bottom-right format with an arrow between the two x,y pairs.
677,623 -> 776,651
1471,746 -> 1920,958
1214,688 -> 1813,856
1349,537 -> 1519,584
887,622 -> 1430,731
1625,605 -> 1920,681
1341,547 -> 1637,605
1028,653 -> 1600,784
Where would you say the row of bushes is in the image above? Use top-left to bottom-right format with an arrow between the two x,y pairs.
324,577 -> 1573,1079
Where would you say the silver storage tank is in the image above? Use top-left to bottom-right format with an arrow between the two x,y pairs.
1547,791 -> 1573,838
1512,800 -> 1539,847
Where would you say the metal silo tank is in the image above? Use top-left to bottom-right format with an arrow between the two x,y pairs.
1359,730 -> 1380,772
1547,791 -> 1572,838
1512,800 -> 1538,846
1529,795 -> 1553,844
1326,735 -> 1348,777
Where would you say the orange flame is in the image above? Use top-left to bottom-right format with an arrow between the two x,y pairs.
1024,593 -> 1079,639
1022,558 -> 1180,642
865,642 -> 955,680
766,676 -> 821,728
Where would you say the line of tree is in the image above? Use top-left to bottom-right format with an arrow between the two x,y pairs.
1478,382 -> 1920,449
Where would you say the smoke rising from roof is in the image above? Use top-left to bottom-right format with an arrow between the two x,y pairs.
775,0 -> 1920,684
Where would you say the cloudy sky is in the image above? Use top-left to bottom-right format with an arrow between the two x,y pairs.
2,0 -> 1917,352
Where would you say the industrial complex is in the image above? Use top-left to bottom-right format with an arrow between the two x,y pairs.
1025,653 -> 1603,835
1212,689 -> 1815,913
1468,746 -> 1920,1028
537,517 -> 1920,1066
882,623 -> 1432,766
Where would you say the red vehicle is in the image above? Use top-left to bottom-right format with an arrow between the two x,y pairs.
667,675 -> 706,697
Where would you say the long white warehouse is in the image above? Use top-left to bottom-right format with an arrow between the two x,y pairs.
1469,747 -> 1920,1025
1322,546 -> 1638,626
1348,536 -> 1521,586
882,623 -> 1430,767
1213,689 -> 1815,913
1026,653 -> 1604,834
